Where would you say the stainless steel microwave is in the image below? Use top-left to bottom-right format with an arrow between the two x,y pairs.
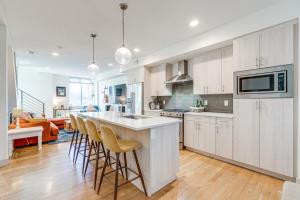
233,64 -> 293,99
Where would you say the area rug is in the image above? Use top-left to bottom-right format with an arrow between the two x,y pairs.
48,130 -> 74,144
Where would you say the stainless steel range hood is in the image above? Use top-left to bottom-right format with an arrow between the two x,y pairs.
165,60 -> 193,84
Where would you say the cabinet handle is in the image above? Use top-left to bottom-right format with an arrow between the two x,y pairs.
206,86 -> 208,93
222,85 -> 224,93
216,126 -> 219,134
203,86 -> 205,94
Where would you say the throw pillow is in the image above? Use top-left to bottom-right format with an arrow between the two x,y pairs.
32,113 -> 45,119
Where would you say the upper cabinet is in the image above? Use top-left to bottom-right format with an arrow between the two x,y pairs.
233,23 -> 294,71
193,46 -> 233,95
150,64 -> 172,96
127,67 -> 145,84
221,46 -> 234,93
233,33 -> 260,71
260,24 -> 294,68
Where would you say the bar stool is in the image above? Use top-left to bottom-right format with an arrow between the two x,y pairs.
75,116 -> 90,175
69,114 -> 79,162
84,119 -> 107,189
97,125 -> 147,200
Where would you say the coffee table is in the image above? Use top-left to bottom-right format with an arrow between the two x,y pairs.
8,126 -> 43,158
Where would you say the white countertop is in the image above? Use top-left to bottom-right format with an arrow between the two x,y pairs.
80,112 -> 181,131
185,112 -> 233,118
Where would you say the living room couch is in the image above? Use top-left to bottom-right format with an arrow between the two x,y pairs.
8,118 -> 64,147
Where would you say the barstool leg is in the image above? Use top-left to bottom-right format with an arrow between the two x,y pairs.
94,141 -> 100,190
75,134 -> 83,164
114,153 -> 120,200
82,135 -> 89,175
84,141 -> 93,177
97,150 -> 110,194
133,150 -> 147,196
123,152 -> 128,180
73,131 -> 79,163
68,130 -> 76,156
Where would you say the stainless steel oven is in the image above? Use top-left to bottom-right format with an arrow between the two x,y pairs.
234,64 -> 293,99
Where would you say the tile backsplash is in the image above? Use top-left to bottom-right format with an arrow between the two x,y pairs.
200,94 -> 233,113
158,83 -> 233,113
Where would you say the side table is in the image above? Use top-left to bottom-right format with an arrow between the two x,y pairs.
8,127 -> 43,158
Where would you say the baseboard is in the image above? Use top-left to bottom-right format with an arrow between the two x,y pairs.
0,159 -> 8,167
185,147 -> 295,181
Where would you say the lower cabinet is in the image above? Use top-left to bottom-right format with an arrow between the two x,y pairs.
184,115 -> 232,158
233,98 -> 294,177
216,118 -> 233,159
184,118 -> 198,150
233,99 -> 260,167
259,98 -> 294,177
198,117 -> 216,154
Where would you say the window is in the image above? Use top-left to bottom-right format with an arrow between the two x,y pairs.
69,78 -> 94,107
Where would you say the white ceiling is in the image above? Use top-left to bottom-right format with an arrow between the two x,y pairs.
0,0 -> 285,77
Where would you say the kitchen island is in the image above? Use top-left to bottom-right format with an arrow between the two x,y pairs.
80,112 -> 181,197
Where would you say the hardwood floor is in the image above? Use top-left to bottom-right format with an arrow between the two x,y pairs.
0,142 -> 283,200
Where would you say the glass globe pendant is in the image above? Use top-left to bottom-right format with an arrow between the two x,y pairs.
115,3 -> 132,65
87,34 -> 99,74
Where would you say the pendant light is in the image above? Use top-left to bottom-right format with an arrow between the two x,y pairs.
115,3 -> 132,65
88,34 -> 99,74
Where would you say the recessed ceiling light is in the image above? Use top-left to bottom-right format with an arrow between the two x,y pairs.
108,63 -> 113,67
133,48 -> 140,52
52,52 -> 59,56
189,19 -> 199,27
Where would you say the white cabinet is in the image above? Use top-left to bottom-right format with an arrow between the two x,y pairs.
185,115 -> 232,157
259,98 -> 293,177
233,33 -> 260,71
184,118 -> 198,149
150,64 -> 172,96
233,23 -> 294,71
127,67 -> 144,84
198,117 -> 216,154
221,46 -> 234,93
233,98 -> 294,176
206,50 -> 222,94
260,24 -> 294,68
193,47 -> 232,95
193,54 -> 208,94
233,99 -> 260,167
216,118 -> 233,159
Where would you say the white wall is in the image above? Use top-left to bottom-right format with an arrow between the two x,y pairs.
18,68 -> 54,117
18,69 -> 71,118
0,24 -> 8,167
7,45 -> 16,111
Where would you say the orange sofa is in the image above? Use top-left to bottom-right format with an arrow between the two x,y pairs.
9,120 -> 60,147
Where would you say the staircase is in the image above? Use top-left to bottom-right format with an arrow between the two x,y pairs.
17,89 -> 45,115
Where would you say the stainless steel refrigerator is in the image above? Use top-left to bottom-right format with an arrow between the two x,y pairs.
126,83 -> 144,115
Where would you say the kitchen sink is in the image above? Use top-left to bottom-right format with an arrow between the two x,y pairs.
122,114 -> 150,120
